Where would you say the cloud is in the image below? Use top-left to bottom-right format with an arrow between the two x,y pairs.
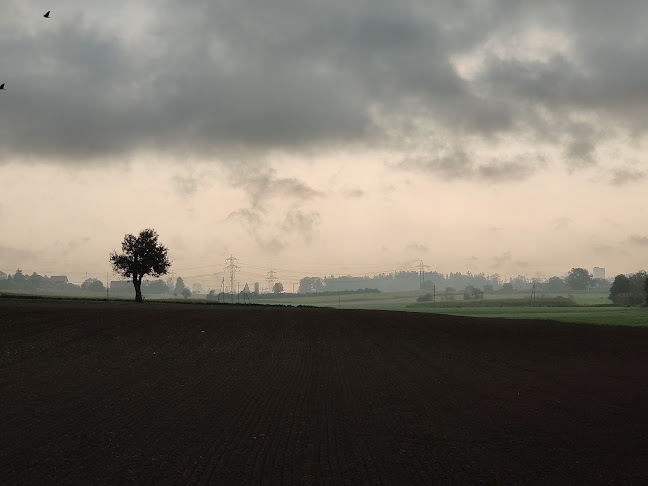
477,160 -> 536,182
0,245 -> 39,266
230,168 -> 322,208
553,217 -> 573,231
397,149 -> 473,181
282,210 -> 321,243
226,209 -> 263,228
255,237 -> 286,254
406,243 -> 428,253
610,168 -> 646,186
593,244 -> 620,256
52,237 -> 92,257
492,251 -> 512,267
342,188 -> 365,198
398,151 -> 539,182
173,174 -> 200,196
628,235 -> 648,246
1,0 -> 648,180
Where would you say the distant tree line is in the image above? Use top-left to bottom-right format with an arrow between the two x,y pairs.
0,269 -> 88,293
298,268 -> 611,294
0,268 -> 192,298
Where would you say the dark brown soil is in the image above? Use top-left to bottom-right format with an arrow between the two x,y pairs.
0,298 -> 646,485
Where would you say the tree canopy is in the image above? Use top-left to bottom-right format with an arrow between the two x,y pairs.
566,268 -> 592,290
609,272 -> 647,306
110,228 -> 171,303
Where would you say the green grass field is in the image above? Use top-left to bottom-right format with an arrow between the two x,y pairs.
254,290 -> 647,327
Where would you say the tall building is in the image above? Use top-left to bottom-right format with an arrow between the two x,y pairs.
593,267 -> 605,280
254,282 -> 260,294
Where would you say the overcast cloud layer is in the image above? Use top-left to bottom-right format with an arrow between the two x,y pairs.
2,1 -> 648,283
1,1 -> 647,178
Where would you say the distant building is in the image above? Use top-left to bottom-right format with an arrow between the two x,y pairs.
192,283 -> 204,293
254,282 -> 260,294
50,276 -> 68,284
110,280 -> 134,292
593,267 -> 606,280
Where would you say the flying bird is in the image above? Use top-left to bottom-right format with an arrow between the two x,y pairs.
0,83 -> 5,90
44,11 -> 51,18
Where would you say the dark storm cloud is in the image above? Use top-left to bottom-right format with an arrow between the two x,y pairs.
2,0 -> 648,178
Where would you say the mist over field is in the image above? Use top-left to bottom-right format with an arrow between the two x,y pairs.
2,1 -> 648,284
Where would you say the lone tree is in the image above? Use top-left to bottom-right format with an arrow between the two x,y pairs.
110,228 -> 171,303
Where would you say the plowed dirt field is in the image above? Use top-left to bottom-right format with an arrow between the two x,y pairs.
1,298 -> 646,484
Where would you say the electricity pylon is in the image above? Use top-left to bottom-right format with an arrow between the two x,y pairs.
224,256 -> 240,300
266,269 -> 278,293
419,260 -> 430,290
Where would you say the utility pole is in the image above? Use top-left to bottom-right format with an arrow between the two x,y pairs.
224,256 -> 240,303
106,272 -> 109,300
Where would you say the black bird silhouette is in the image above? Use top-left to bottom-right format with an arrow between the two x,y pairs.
0,83 -> 5,90
44,11 -> 51,18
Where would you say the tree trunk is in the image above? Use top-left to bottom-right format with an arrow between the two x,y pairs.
133,275 -> 143,303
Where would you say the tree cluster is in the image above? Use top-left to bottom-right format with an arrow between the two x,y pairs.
463,286 -> 484,300
608,272 -> 648,306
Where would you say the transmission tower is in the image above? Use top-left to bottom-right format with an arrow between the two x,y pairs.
266,269 -> 278,293
224,255 -> 240,299
419,260 -> 430,290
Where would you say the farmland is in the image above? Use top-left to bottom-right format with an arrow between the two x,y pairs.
254,290 -> 647,327
1,298 -> 646,484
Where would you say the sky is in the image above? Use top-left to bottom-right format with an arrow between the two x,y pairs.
2,0 -> 648,289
